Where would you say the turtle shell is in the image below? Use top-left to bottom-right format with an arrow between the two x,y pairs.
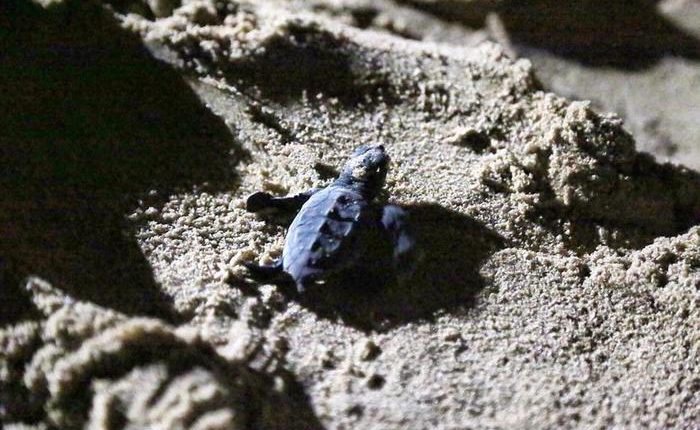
282,186 -> 382,286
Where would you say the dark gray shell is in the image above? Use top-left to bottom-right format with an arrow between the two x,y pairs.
282,185 -> 378,286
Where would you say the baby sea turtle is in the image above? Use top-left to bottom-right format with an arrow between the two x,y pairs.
244,145 -> 420,294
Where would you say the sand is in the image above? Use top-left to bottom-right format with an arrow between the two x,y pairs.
1,0 -> 699,429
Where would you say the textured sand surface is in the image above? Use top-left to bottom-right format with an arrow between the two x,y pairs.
489,0 -> 700,171
1,0 -> 699,429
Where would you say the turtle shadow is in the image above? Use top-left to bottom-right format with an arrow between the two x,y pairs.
0,0 -> 244,325
295,203 -> 505,332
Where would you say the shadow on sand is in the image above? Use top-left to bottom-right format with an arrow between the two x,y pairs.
497,0 -> 700,69
0,0 -> 243,324
400,0 -> 700,70
255,367 -> 326,430
314,203 -> 504,331
237,203 -> 505,332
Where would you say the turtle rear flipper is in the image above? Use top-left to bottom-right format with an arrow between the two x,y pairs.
243,260 -> 286,282
246,189 -> 320,214
242,259 -> 299,297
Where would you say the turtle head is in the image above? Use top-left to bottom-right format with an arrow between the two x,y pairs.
339,144 -> 390,198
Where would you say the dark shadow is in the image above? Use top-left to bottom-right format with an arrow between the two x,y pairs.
0,0 -> 243,323
323,203 -> 505,331
497,0 -> 700,69
214,24 -> 399,107
237,203 -> 505,332
398,0 -> 700,70
398,0 -> 497,28
0,258 -> 40,327
255,367 -> 326,430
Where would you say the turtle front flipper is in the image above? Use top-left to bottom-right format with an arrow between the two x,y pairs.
381,205 -> 422,284
246,188 -> 320,214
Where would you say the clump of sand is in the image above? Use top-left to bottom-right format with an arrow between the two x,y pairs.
1,278 -> 316,429
1,0 -> 698,428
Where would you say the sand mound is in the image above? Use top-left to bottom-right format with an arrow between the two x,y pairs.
0,278 -> 318,429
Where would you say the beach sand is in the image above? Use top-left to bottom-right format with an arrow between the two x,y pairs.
1,0 -> 698,428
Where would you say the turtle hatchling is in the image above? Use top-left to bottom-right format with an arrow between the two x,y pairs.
244,145 -> 420,295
